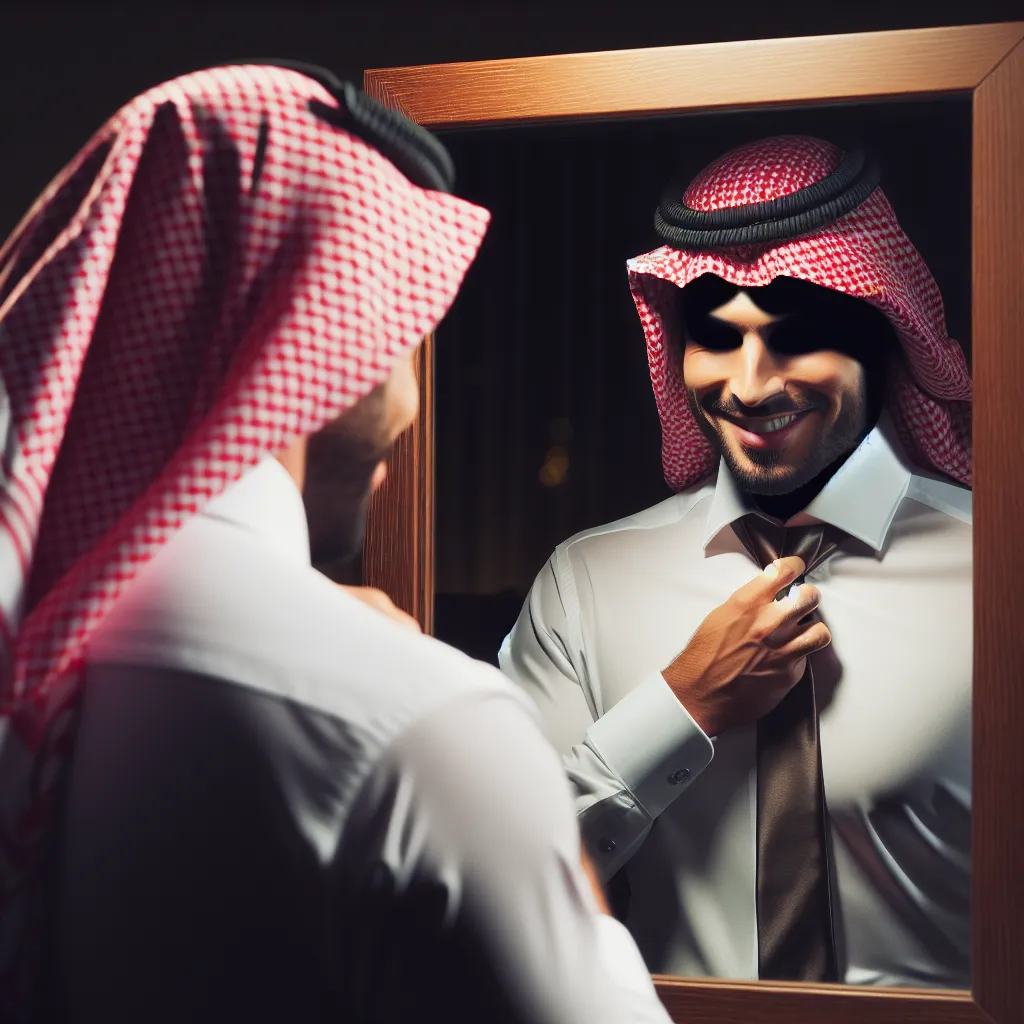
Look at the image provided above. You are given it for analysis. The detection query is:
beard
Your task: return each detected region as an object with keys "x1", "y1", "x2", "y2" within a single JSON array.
[
  {"x1": 686, "y1": 384, "x2": 870, "y2": 497},
  {"x1": 302, "y1": 389, "x2": 394, "y2": 567}
]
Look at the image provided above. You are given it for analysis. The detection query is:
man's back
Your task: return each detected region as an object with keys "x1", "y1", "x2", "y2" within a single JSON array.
[{"x1": 47, "y1": 459, "x2": 669, "y2": 1023}]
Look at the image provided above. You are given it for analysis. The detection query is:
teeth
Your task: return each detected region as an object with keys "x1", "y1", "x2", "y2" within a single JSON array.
[{"x1": 747, "y1": 414, "x2": 796, "y2": 435}]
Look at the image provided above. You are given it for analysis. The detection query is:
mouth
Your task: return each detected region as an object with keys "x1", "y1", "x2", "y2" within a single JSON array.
[{"x1": 720, "y1": 410, "x2": 813, "y2": 450}]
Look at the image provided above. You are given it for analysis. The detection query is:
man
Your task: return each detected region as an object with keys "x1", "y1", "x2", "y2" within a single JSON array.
[
  {"x1": 0, "y1": 64, "x2": 672, "y2": 1023},
  {"x1": 500, "y1": 136, "x2": 972, "y2": 989}
]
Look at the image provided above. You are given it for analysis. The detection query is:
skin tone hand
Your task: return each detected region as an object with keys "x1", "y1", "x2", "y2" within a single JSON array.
[
  {"x1": 661, "y1": 555, "x2": 831, "y2": 736},
  {"x1": 336, "y1": 584, "x2": 422, "y2": 633},
  {"x1": 580, "y1": 848, "x2": 611, "y2": 915}
]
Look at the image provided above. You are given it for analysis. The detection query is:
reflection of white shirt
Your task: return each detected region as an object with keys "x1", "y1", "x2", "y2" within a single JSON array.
[
  {"x1": 500, "y1": 418, "x2": 972, "y2": 988},
  {"x1": 52, "y1": 458, "x2": 672, "y2": 1024}
]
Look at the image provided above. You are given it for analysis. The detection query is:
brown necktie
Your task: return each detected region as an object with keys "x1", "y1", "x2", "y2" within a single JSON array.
[{"x1": 730, "y1": 514, "x2": 844, "y2": 983}]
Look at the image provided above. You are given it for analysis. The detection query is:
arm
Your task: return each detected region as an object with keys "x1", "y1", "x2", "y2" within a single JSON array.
[
  {"x1": 334, "y1": 691, "x2": 673, "y2": 1024},
  {"x1": 498, "y1": 550, "x2": 824, "y2": 882},
  {"x1": 498, "y1": 553, "x2": 714, "y2": 879}
]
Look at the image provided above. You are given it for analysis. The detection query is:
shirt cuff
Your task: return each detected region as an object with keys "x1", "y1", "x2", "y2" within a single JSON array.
[{"x1": 585, "y1": 672, "x2": 714, "y2": 821}]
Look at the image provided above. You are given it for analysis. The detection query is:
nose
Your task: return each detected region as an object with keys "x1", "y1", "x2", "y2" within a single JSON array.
[{"x1": 727, "y1": 332, "x2": 787, "y2": 408}]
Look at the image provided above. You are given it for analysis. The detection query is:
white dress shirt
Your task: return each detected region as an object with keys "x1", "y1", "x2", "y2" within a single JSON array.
[
  {"x1": 500, "y1": 416, "x2": 972, "y2": 989},
  {"x1": 49, "y1": 457, "x2": 672, "y2": 1024}
]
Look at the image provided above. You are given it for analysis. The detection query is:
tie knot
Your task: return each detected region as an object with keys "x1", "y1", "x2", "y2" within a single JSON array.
[{"x1": 734, "y1": 514, "x2": 844, "y2": 582}]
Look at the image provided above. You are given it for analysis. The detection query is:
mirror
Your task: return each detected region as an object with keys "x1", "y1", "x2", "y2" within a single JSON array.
[
  {"x1": 431, "y1": 97, "x2": 973, "y2": 990},
  {"x1": 363, "y1": 23, "x2": 1023, "y2": 1023}
]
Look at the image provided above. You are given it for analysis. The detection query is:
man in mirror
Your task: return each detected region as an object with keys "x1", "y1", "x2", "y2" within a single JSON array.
[{"x1": 500, "y1": 135, "x2": 972, "y2": 989}]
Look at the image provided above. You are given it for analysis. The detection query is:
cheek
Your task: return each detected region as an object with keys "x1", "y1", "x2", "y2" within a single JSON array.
[
  {"x1": 791, "y1": 354, "x2": 863, "y2": 409},
  {"x1": 682, "y1": 350, "x2": 728, "y2": 395}
]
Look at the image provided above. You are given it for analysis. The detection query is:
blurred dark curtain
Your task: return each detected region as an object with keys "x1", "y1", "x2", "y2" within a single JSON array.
[{"x1": 431, "y1": 99, "x2": 972, "y2": 664}]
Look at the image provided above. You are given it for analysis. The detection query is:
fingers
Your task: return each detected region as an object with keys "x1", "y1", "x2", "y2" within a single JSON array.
[
  {"x1": 734, "y1": 555, "x2": 807, "y2": 608},
  {"x1": 580, "y1": 850, "x2": 611, "y2": 915},
  {"x1": 359, "y1": 587, "x2": 395, "y2": 613},
  {"x1": 338, "y1": 585, "x2": 423, "y2": 633},
  {"x1": 776, "y1": 619, "x2": 832, "y2": 659},
  {"x1": 761, "y1": 582, "x2": 821, "y2": 643},
  {"x1": 364, "y1": 589, "x2": 422, "y2": 633},
  {"x1": 391, "y1": 609, "x2": 424, "y2": 633}
]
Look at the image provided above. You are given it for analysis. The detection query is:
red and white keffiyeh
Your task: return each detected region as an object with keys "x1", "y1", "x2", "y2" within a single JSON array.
[
  {"x1": 0, "y1": 64, "x2": 488, "y2": 1010},
  {"x1": 628, "y1": 135, "x2": 972, "y2": 492}
]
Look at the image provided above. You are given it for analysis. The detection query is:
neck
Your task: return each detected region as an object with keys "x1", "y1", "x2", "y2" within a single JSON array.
[
  {"x1": 749, "y1": 406, "x2": 882, "y2": 521},
  {"x1": 751, "y1": 446, "x2": 859, "y2": 522},
  {"x1": 752, "y1": 466, "x2": 835, "y2": 522}
]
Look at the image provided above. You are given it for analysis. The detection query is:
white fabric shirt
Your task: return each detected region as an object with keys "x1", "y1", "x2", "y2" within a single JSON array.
[
  {"x1": 49, "y1": 458, "x2": 672, "y2": 1024},
  {"x1": 500, "y1": 417, "x2": 972, "y2": 989}
]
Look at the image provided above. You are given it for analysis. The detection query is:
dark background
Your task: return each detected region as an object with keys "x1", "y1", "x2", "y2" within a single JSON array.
[
  {"x1": 2, "y1": 2, "x2": 1017, "y2": 238},
  {"x1": 3, "y1": 2, "x2": 1012, "y2": 661}
]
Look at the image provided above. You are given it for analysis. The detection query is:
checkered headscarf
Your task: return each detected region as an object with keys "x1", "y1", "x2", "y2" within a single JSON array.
[
  {"x1": 628, "y1": 135, "x2": 972, "y2": 492},
  {"x1": 0, "y1": 65, "x2": 489, "y2": 1013}
]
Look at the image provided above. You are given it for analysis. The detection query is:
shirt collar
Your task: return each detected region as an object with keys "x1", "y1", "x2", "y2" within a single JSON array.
[
  {"x1": 200, "y1": 457, "x2": 312, "y2": 566},
  {"x1": 701, "y1": 412, "x2": 914, "y2": 552}
]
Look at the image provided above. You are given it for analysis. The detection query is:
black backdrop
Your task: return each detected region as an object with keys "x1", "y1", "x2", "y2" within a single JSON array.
[
  {"x1": 0, "y1": 2, "x2": 1016, "y2": 239},
  {"x1": 432, "y1": 99, "x2": 972, "y2": 662}
]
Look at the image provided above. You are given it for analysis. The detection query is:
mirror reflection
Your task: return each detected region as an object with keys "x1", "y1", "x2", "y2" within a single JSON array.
[{"x1": 433, "y1": 101, "x2": 972, "y2": 989}]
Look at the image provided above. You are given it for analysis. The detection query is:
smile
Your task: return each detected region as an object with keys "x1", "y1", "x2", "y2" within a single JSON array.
[
  {"x1": 720, "y1": 409, "x2": 813, "y2": 450},
  {"x1": 742, "y1": 414, "x2": 798, "y2": 435}
]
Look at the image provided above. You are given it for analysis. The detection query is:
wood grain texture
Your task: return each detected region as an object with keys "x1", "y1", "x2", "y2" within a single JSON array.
[
  {"x1": 652, "y1": 976, "x2": 983, "y2": 1024},
  {"x1": 361, "y1": 62, "x2": 433, "y2": 630},
  {"x1": 365, "y1": 23, "x2": 1024, "y2": 129},
  {"x1": 362, "y1": 336, "x2": 433, "y2": 630},
  {"x1": 364, "y1": 22, "x2": 1024, "y2": 1023},
  {"x1": 971, "y1": 36, "x2": 1024, "y2": 1024}
]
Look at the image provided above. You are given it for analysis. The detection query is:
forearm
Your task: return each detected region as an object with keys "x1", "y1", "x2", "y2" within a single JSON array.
[
  {"x1": 565, "y1": 673, "x2": 715, "y2": 878},
  {"x1": 498, "y1": 557, "x2": 713, "y2": 877}
]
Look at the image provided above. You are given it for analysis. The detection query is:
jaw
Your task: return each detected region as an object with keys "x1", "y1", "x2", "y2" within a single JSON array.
[
  {"x1": 724, "y1": 449, "x2": 805, "y2": 496},
  {"x1": 715, "y1": 410, "x2": 822, "y2": 486},
  {"x1": 715, "y1": 409, "x2": 872, "y2": 502}
]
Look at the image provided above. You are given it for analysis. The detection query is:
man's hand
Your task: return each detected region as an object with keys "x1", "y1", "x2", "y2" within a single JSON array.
[
  {"x1": 662, "y1": 555, "x2": 830, "y2": 736},
  {"x1": 580, "y1": 848, "x2": 611, "y2": 915},
  {"x1": 336, "y1": 585, "x2": 422, "y2": 633}
]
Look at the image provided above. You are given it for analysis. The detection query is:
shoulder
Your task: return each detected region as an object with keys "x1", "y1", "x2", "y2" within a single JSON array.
[
  {"x1": 518, "y1": 481, "x2": 714, "y2": 623},
  {"x1": 90, "y1": 511, "x2": 527, "y2": 741},
  {"x1": 563, "y1": 481, "x2": 714, "y2": 549},
  {"x1": 549, "y1": 479, "x2": 714, "y2": 573}
]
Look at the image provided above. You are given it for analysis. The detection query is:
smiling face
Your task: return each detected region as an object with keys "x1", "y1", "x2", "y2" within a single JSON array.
[{"x1": 680, "y1": 274, "x2": 892, "y2": 497}]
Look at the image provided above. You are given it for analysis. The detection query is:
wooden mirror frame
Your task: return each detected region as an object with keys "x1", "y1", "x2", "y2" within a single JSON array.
[{"x1": 363, "y1": 23, "x2": 1024, "y2": 1023}]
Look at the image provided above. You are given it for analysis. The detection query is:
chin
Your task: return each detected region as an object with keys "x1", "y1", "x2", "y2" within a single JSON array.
[
  {"x1": 723, "y1": 444, "x2": 818, "y2": 497},
  {"x1": 732, "y1": 465, "x2": 807, "y2": 496}
]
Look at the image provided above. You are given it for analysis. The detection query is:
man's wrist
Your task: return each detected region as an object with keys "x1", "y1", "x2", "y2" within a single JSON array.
[
  {"x1": 660, "y1": 668, "x2": 716, "y2": 736},
  {"x1": 585, "y1": 673, "x2": 715, "y2": 824}
]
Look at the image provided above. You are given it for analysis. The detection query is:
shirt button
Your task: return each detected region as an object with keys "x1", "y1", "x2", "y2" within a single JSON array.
[
  {"x1": 667, "y1": 768, "x2": 690, "y2": 785},
  {"x1": 598, "y1": 837, "x2": 617, "y2": 854}
]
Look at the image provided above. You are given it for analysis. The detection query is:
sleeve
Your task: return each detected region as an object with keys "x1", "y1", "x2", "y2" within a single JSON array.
[
  {"x1": 498, "y1": 552, "x2": 714, "y2": 879},
  {"x1": 333, "y1": 691, "x2": 674, "y2": 1024}
]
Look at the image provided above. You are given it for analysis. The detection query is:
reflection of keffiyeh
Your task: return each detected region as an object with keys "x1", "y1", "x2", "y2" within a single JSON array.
[
  {"x1": 0, "y1": 65, "x2": 488, "y2": 1014},
  {"x1": 628, "y1": 135, "x2": 972, "y2": 492}
]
